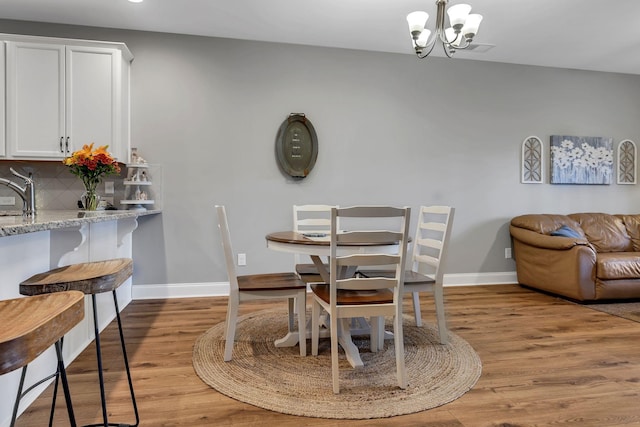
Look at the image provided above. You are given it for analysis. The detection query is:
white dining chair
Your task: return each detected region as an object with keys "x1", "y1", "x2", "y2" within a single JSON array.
[
  {"x1": 404, "y1": 206, "x2": 454, "y2": 343},
  {"x1": 310, "y1": 206, "x2": 410, "y2": 393},
  {"x1": 292, "y1": 204, "x2": 336, "y2": 282},
  {"x1": 358, "y1": 205, "x2": 454, "y2": 345},
  {"x1": 216, "y1": 205, "x2": 307, "y2": 361}
]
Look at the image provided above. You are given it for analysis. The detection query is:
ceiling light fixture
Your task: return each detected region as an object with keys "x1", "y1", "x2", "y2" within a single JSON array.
[
  {"x1": 128, "y1": 0, "x2": 144, "y2": 3},
  {"x1": 407, "y1": 0, "x2": 483, "y2": 59}
]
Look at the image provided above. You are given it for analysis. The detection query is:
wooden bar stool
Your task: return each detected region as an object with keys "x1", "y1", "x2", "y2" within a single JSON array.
[
  {"x1": 20, "y1": 258, "x2": 139, "y2": 427},
  {"x1": 0, "y1": 291, "x2": 85, "y2": 427}
]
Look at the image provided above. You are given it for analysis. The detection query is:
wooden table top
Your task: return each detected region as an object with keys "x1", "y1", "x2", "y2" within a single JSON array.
[{"x1": 266, "y1": 231, "x2": 408, "y2": 247}]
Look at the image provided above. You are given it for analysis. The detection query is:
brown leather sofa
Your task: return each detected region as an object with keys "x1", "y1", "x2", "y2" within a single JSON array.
[{"x1": 510, "y1": 213, "x2": 640, "y2": 301}]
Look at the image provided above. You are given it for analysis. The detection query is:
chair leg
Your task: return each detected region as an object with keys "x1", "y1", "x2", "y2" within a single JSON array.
[
  {"x1": 433, "y1": 285, "x2": 449, "y2": 345},
  {"x1": 370, "y1": 316, "x2": 384, "y2": 352},
  {"x1": 330, "y1": 312, "x2": 340, "y2": 394},
  {"x1": 411, "y1": 292, "x2": 423, "y2": 327},
  {"x1": 287, "y1": 297, "x2": 295, "y2": 331},
  {"x1": 224, "y1": 295, "x2": 240, "y2": 362},
  {"x1": 370, "y1": 317, "x2": 378, "y2": 353},
  {"x1": 393, "y1": 313, "x2": 407, "y2": 390},
  {"x1": 112, "y1": 290, "x2": 140, "y2": 426},
  {"x1": 311, "y1": 300, "x2": 320, "y2": 356},
  {"x1": 296, "y1": 293, "x2": 307, "y2": 357}
]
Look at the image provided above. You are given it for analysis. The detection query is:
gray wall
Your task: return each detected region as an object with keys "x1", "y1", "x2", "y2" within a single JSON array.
[{"x1": 2, "y1": 19, "x2": 640, "y2": 286}]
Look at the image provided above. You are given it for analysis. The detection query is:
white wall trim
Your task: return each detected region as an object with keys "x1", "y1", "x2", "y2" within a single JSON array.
[
  {"x1": 132, "y1": 281, "x2": 230, "y2": 300},
  {"x1": 443, "y1": 271, "x2": 518, "y2": 287},
  {"x1": 132, "y1": 272, "x2": 518, "y2": 300}
]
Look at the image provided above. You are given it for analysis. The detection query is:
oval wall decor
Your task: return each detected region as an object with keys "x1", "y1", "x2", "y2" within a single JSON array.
[{"x1": 275, "y1": 113, "x2": 318, "y2": 178}]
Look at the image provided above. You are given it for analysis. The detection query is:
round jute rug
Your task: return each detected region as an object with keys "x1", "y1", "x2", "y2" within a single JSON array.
[{"x1": 192, "y1": 309, "x2": 482, "y2": 419}]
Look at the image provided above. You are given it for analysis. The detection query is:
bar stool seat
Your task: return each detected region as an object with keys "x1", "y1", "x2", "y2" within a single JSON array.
[
  {"x1": 20, "y1": 258, "x2": 139, "y2": 427},
  {"x1": 0, "y1": 291, "x2": 85, "y2": 427},
  {"x1": 19, "y1": 258, "x2": 133, "y2": 296}
]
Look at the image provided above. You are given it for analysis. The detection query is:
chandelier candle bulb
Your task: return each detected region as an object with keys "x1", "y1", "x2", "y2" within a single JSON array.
[
  {"x1": 462, "y1": 14, "x2": 483, "y2": 39},
  {"x1": 447, "y1": 3, "x2": 471, "y2": 29},
  {"x1": 417, "y1": 30, "x2": 432, "y2": 47},
  {"x1": 407, "y1": 11, "x2": 429, "y2": 36}
]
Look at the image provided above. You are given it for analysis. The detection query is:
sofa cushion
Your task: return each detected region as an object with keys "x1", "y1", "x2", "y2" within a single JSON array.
[
  {"x1": 550, "y1": 225, "x2": 582, "y2": 238},
  {"x1": 569, "y1": 213, "x2": 632, "y2": 253},
  {"x1": 597, "y1": 252, "x2": 640, "y2": 280},
  {"x1": 618, "y1": 215, "x2": 640, "y2": 251},
  {"x1": 511, "y1": 214, "x2": 585, "y2": 236}
]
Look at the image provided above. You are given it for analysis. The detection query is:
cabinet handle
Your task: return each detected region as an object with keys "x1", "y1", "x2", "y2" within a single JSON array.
[
  {"x1": 60, "y1": 136, "x2": 64, "y2": 153},
  {"x1": 65, "y1": 137, "x2": 70, "y2": 153}
]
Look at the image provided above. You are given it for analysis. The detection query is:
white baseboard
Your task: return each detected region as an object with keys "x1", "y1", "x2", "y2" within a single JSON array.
[
  {"x1": 132, "y1": 282, "x2": 230, "y2": 300},
  {"x1": 131, "y1": 272, "x2": 518, "y2": 300},
  {"x1": 443, "y1": 271, "x2": 518, "y2": 287}
]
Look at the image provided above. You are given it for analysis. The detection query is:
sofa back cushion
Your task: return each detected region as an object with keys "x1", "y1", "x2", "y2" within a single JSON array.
[
  {"x1": 569, "y1": 213, "x2": 632, "y2": 253},
  {"x1": 617, "y1": 215, "x2": 640, "y2": 252},
  {"x1": 511, "y1": 214, "x2": 585, "y2": 237}
]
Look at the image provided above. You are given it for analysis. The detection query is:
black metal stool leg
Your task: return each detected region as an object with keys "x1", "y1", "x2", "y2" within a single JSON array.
[
  {"x1": 48, "y1": 336, "x2": 65, "y2": 427},
  {"x1": 91, "y1": 293, "x2": 109, "y2": 427},
  {"x1": 112, "y1": 290, "x2": 140, "y2": 427},
  {"x1": 10, "y1": 366, "x2": 28, "y2": 427},
  {"x1": 10, "y1": 339, "x2": 76, "y2": 427},
  {"x1": 48, "y1": 369, "x2": 60, "y2": 427},
  {"x1": 84, "y1": 291, "x2": 138, "y2": 427},
  {"x1": 55, "y1": 339, "x2": 77, "y2": 427}
]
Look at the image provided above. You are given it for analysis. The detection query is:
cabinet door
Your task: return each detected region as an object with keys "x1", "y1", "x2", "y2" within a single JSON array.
[
  {"x1": 66, "y1": 46, "x2": 122, "y2": 160},
  {"x1": 6, "y1": 42, "x2": 66, "y2": 158}
]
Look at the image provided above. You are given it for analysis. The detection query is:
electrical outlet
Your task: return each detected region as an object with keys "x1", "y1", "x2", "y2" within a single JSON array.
[
  {"x1": 104, "y1": 181, "x2": 115, "y2": 194},
  {"x1": 237, "y1": 253, "x2": 247, "y2": 266},
  {"x1": 0, "y1": 196, "x2": 16, "y2": 206},
  {"x1": 505, "y1": 248, "x2": 512, "y2": 259}
]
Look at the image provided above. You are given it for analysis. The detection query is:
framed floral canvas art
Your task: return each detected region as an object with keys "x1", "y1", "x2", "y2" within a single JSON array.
[{"x1": 550, "y1": 135, "x2": 613, "y2": 184}]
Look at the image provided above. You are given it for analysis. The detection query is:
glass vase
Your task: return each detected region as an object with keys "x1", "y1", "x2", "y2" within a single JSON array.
[{"x1": 82, "y1": 179, "x2": 100, "y2": 211}]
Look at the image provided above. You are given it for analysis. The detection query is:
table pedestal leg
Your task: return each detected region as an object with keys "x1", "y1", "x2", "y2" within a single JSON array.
[{"x1": 275, "y1": 317, "x2": 331, "y2": 348}]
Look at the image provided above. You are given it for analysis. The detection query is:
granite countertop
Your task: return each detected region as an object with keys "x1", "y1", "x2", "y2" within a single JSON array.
[{"x1": 0, "y1": 209, "x2": 161, "y2": 237}]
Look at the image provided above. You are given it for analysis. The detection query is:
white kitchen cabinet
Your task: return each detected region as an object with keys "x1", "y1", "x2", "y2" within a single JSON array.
[{"x1": 4, "y1": 35, "x2": 132, "y2": 162}]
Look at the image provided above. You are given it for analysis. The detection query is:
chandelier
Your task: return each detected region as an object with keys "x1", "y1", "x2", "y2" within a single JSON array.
[{"x1": 406, "y1": 0, "x2": 483, "y2": 59}]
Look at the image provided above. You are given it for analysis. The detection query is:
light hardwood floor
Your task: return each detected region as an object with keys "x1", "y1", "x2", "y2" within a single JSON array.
[{"x1": 15, "y1": 285, "x2": 640, "y2": 426}]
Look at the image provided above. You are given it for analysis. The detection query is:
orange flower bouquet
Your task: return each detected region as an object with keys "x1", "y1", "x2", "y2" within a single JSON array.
[{"x1": 63, "y1": 143, "x2": 121, "y2": 210}]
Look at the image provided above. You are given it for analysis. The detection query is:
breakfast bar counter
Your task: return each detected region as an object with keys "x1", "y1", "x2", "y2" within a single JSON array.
[
  {"x1": 0, "y1": 209, "x2": 161, "y2": 237},
  {"x1": 0, "y1": 209, "x2": 161, "y2": 425}
]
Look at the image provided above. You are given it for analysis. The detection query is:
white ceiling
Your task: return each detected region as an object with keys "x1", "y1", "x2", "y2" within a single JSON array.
[{"x1": 1, "y1": 0, "x2": 639, "y2": 75}]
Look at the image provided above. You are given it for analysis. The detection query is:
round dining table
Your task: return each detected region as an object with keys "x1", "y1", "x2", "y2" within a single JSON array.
[{"x1": 265, "y1": 231, "x2": 403, "y2": 368}]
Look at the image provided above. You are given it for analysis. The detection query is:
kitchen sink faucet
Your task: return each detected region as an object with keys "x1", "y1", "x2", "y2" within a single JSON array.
[{"x1": 0, "y1": 168, "x2": 36, "y2": 217}]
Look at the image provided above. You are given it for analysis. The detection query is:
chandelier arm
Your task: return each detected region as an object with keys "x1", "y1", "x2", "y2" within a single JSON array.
[
  {"x1": 413, "y1": 32, "x2": 438, "y2": 51},
  {"x1": 416, "y1": 40, "x2": 438, "y2": 59},
  {"x1": 441, "y1": 42, "x2": 454, "y2": 58},
  {"x1": 449, "y1": 38, "x2": 472, "y2": 50},
  {"x1": 439, "y1": 28, "x2": 460, "y2": 45}
]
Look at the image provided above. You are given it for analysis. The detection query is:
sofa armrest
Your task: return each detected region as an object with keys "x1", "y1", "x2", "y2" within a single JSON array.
[
  {"x1": 509, "y1": 225, "x2": 591, "y2": 251},
  {"x1": 510, "y1": 225, "x2": 597, "y2": 301}
]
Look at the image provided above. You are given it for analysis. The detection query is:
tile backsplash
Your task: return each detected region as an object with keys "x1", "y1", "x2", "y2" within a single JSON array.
[{"x1": 0, "y1": 160, "x2": 161, "y2": 211}]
